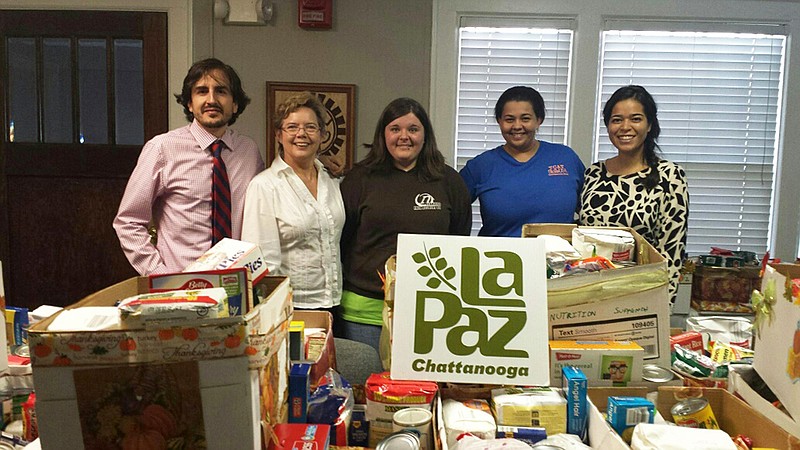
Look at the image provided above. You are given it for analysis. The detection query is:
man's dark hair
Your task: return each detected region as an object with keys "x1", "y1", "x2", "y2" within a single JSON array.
[{"x1": 174, "y1": 58, "x2": 250, "y2": 125}]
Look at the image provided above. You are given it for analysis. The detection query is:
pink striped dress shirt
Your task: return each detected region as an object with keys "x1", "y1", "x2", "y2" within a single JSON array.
[{"x1": 114, "y1": 120, "x2": 264, "y2": 275}]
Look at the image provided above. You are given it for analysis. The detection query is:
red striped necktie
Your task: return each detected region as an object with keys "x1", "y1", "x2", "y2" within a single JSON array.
[{"x1": 210, "y1": 140, "x2": 232, "y2": 245}]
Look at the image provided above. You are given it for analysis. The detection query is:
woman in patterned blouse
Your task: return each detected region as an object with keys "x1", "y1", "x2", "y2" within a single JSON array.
[{"x1": 578, "y1": 85, "x2": 689, "y2": 306}]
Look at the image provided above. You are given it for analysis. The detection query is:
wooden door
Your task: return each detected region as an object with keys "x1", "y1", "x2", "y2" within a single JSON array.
[{"x1": 0, "y1": 10, "x2": 168, "y2": 309}]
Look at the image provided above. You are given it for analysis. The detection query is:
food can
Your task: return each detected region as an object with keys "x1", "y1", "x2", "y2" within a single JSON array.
[
  {"x1": 377, "y1": 430, "x2": 421, "y2": 450},
  {"x1": 393, "y1": 407, "x2": 432, "y2": 450},
  {"x1": 642, "y1": 364, "x2": 674, "y2": 383},
  {"x1": 670, "y1": 397, "x2": 719, "y2": 429}
]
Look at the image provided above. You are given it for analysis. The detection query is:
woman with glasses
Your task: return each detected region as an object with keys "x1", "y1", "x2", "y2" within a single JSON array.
[
  {"x1": 242, "y1": 92, "x2": 345, "y2": 312},
  {"x1": 338, "y1": 97, "x2": 472, "y2": 353}
]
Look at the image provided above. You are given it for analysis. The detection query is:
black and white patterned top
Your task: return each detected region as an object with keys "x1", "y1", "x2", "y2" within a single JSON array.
[{"x1": 578, "y1": 160, "x2": 689, "y2": 305}]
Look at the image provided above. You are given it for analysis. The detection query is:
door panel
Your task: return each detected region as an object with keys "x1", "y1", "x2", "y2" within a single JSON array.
[{"x1": 0, "y1": 10, "x2": 168, "y2": 308}]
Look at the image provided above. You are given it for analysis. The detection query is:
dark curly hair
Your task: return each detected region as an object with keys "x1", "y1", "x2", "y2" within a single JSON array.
[
  {"x1": 602, "y1": 85, "x2": 662, "y2": 190},
  {"x1": 174, "y1": 58, "x2": 250, "y2": 125}
]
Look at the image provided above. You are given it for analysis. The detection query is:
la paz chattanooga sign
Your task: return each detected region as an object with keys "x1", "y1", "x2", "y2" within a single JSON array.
[{"x1": 391, "y1": 234, "x2": 549, "y2": 385}]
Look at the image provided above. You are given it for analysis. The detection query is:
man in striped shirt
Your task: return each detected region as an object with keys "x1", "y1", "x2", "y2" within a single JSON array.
[{"x1": 113, "y1": 58, "x2": 264, "y2": 275}]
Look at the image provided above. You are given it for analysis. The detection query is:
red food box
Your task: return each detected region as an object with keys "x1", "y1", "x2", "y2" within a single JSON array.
[
  {"x1": 269, "y1": 423, "x2": 331, "y2": 450},
  {"x1": 670, "y1": 331, "x2": 704, "y2": 354}
]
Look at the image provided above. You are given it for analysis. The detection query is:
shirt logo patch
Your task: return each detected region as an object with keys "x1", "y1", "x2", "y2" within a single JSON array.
[
  {"x1": 414, "y1": 193, "x2": 442, "y2": 211},
  {"x1": 548, "y1": 164, "x2": 569, "y2": 176}
]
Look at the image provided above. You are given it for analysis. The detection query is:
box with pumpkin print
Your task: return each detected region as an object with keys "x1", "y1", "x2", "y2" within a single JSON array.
[{"x1": 28, "y1": 275, "x2": 293, "y2": 450}]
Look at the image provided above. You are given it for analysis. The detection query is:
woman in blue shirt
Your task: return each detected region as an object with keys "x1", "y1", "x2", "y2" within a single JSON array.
[{"x1": 460, "y1": 86, "x2": 585, "y2": 237}]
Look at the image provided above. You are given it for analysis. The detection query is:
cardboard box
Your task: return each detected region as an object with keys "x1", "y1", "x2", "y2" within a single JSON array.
[
  {"x1": 292, "y1": 310, "x2": 335, "y2": 386},
  {"x1": 657, "y1": 386, "x2": 800, "y2": 449},
  {"x1": 754, "y1": 263, "x2": 800, "y2": 425},
  {"x1": 549, "y1": 340, "x2": 644, "y2": 386},
  {"x1": 691, "y1": 266, "x2": 760, "y2": 313},
  {"x1": 728, "y1": 366, "x2": 800, "y2": 439},
  {"x1": 523, "y1": 224, "x2": 671, "y2": 368},
  {"x1": 587, "y1": 386, "x2": 800, "y2": 449},
  {"x1": 29, "y1": 275, "x2": 292, "y2": 450}
]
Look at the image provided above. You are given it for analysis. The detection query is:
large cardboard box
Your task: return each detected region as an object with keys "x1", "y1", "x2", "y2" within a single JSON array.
[
  {"x1": 523, "y1": 224, "x2": 671, "y2": 368},
  {"x1": 29, "y1": 275, "x2": 292, "y2": 450},
  {"x1": 753, "y1": 263, "x2": 800, "y2": 425},
  {"x1": 728, "y1": 366, "x2": 800, "y2": 439},
  {"x1": 587, "y1": 386, "x2": 800, "y2": 449}
]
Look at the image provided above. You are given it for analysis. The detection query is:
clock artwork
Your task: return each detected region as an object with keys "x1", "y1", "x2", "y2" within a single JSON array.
[{"x1": 267, "y1": 82, "x2": 356, "y2": 176}]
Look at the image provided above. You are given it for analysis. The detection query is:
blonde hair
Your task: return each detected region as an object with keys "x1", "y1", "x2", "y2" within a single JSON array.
[{"x1": 273, "y1": 92, "x2": 327, "y2": 133}]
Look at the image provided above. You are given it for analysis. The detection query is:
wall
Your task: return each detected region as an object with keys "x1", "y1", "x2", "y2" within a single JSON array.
[{"x1": 196, "y1": 0, "x2": 434, "y2": 163}]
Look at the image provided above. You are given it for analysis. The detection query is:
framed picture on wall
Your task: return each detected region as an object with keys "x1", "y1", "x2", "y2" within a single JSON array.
[{"x1": 266, "y1": 81, "x2": 356, "y2": 176}]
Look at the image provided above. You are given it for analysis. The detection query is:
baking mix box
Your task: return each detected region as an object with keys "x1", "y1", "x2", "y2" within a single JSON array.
[{"x1": 150, "y1": 267, "x2": 253, "y2": 316}]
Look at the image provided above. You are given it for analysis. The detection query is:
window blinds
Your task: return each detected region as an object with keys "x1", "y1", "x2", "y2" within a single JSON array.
[
  {"x1": 598, "y1": 30, "x2": 786, "y2": 255},
  {"x1": 456, "y1": 25, "x2": 574, "y2": 234}
]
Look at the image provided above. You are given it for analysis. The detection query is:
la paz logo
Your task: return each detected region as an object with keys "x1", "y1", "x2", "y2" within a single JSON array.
[{"x1": 391, "y1": 234, "x2": 549, "y2": 385}]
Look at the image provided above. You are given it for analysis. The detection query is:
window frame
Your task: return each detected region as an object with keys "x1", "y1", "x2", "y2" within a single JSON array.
[{"x1": 430, "y1": 0, "x2": 800, "y2": 261}]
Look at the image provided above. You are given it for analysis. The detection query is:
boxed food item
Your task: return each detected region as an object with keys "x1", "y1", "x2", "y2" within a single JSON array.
[
  {"x1": 562, "y1": 366, "x2": 588, "y2": 440},
  {"x1": 117, "y1": 287, "x2": 229, "y2": 328},
  {"x1": 753, "y1": 263, "x2": 800, "y2": 427},
  {"x1": 149, "y1": 267, "x2": 252, "y2": 316},
  {"x1": 491, "y1": 387, "x2": 567, "y2": 435},
  {"x1": 269, "y1": 423, "x2": 331, "y2": 450},
  {"x1": 184, "y1": 237, "x2": 268, "y2": 286},
  {"x1": 289, "y1": 363, "x2": 311, "y2": 423},
  {"x1": 606, "y1": 396, "x2": 654, "y2": 441},
  {"x1": 549, "y1": 340, "x2": 644, "y2": 386},
  {"x1": 523, "y1": 224, "x2": 671, "y2": 369},
  {"x1": 28, "y1": 275, "x2": 292, "y2": 450}
]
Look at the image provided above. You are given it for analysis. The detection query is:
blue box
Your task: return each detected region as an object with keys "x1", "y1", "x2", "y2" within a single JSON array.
[
  {"x1": 289, "y1": 363, "x2": 311, "y2": 423},
  {"x1": 606, "y1": 396, "x2": 654, "y2": 438},
  {"x1": 495, "y1": 425, "x2": 546, "y2": 445},
  {"x1": 562, "y1": 366, "x2": 588, "y2": 441}
]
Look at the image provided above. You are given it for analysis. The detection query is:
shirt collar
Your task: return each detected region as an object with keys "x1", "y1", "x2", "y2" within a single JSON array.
[
  {"x1": 189, "y1": 120, "x2": 233, "y2": 151},
  {"x1": 272, "y1": 154, "x2": 325, "y2": 175}
]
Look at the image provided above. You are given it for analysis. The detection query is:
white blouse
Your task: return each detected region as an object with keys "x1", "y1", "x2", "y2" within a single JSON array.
[{"x1": 242, "y1": 156, "x2": 345, "y2": 308}]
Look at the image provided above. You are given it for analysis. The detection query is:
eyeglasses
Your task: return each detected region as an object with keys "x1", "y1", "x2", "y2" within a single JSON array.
[
  {"x1": 608, "y1": 364, "x2": 628, "y2": 372},
  {"x1": 282, "y1": 123, "x2": 321, "y2": 135}
]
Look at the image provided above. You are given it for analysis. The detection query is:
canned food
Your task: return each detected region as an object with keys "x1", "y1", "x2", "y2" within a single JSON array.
[
  {"x1": 377, "y1": 430, "x2": 421, "y2": 450},
  {"x1": 393, "y1": 408, "x2": 432, "y2": 450},
  {"x1": 642, "y1": 364, "x2": 674, "y2": 383},
  {"x1": 670, "y1": 397, "x2": 719, "y2": 429}
]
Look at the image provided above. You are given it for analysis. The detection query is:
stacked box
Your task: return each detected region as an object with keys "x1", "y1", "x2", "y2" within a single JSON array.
[
  {"x1": 523, "y1": 224, "x2": 671, "y2": 368},
  {"x1": 28, "y1": 275, "x2": 293, "y2": 450}
]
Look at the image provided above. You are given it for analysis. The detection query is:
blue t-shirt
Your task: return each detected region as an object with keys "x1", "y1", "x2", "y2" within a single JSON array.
[{"x1": 460, "y1": 141, "x2": 585, "y2": 237}]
